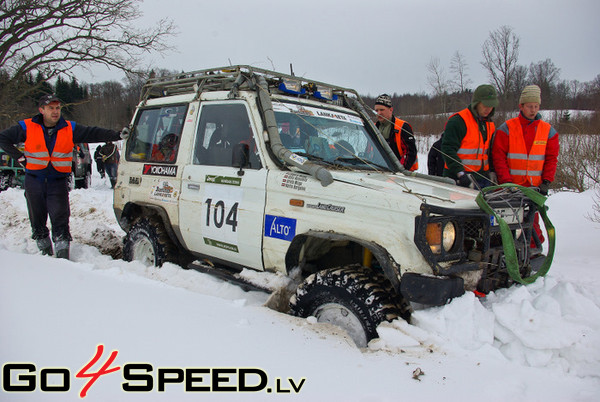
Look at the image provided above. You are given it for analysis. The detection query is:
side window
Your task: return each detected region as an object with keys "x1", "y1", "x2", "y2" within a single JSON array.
[
  {"x1": 127, "y1": 105, "x2": 187, "y2": 163},
  {"x1": 193, "y1": 103, "x2": 261, "y2": 169}
]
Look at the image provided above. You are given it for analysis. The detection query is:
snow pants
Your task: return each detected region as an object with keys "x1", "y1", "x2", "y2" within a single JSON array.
[{"x1": 24, "y1": 174, "x2": 71, "y2": 241}]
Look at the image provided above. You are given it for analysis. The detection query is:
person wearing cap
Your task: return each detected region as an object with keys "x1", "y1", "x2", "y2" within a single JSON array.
[
  {"x1": 441, "y1": 84, "x2": 498, "y2": 188},
  {"x1": 374, "y1": 94, "x2": 418, "y2": 171},
  {"x1": 0, "y1": 94, "x2": 129, "y2": 259},
  {"x1": 491, "y1": 84, "x2": 559, "y2": 250},
  {"x1": 492, "y1": 85, "x2": 559, "y2": 193}
]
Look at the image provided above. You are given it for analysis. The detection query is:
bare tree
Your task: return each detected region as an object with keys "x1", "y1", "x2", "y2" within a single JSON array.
[
  {"x1": 481, "y1": 25, "x2": 520, "y2": 100},
  {"x1": 449, "y1": 51, "x2": 472, "y2": 93},
  {"x1": 427, "y1": 57, "x2": 450, "y2": 112},
  {"x1": 0, "y1": 0, "x2": 176, "y2": 110},
  {"x1": 528, "y1": 58, "x2": 561, "y2": 106}
]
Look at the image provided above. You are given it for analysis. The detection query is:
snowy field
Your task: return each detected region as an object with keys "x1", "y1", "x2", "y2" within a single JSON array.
[{"x1": 1, "y1": 163, "x2": 599, "y2": 401}]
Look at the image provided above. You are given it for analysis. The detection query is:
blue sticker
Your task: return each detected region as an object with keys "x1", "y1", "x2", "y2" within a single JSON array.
[{"x1": 265, "y1": 215, "x2": 296, "y2": 241}]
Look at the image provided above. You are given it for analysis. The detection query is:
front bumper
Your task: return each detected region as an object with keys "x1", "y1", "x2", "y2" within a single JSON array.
[{"x1": 413, "y1": 198, "x2": 538, "y2": 295}]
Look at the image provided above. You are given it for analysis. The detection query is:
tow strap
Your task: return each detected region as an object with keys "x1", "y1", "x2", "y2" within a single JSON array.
[{"x1": 475, "y1": 184, "x2": 555, "y2": 285}]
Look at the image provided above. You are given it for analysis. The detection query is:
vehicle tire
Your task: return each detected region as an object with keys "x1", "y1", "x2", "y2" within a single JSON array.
[
  {"x1": 67, "y1": 173, "x2": 75, "y2": 191},
  {"x1": 123, "y1": 216, "x2": 177, "y2": 267},
  {"x1": 0, "y1": 172, "x2": 12, "y2": 192},
  {"x1": 290, "y1": 264, "x2": 411, "y2": 347},
  {"x1": 82, "y1": 172, "x2": 91, "y2": 189}
]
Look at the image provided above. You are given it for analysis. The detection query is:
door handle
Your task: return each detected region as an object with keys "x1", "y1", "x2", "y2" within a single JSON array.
[{"x1": 187, "y1": 183, "x2": 200, "y2": 190}]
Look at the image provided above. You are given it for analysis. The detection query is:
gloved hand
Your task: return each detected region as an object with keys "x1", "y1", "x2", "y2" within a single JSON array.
[
  {"x1": 538, "y1": 180, "x2": 550, "y2": 196},
  {"x1": 120, "y1": 127, "x2": 130, "y2": 140},
  {"x1": 488, "y1": 171, "x2": 498, "y2": 185},
  {"x1": 17, "y1": 156, "x2": 26, "y2": 168},
  {"x1": 456, "y1": 172, "x2": 474, "y2": 188}
]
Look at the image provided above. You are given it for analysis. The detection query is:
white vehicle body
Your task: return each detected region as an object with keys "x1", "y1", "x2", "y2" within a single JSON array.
[{"x1": 114, "y1": 66, "x2": 541, "y2": 346}]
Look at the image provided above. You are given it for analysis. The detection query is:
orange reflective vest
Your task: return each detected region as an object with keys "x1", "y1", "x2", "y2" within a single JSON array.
[
  {"x1": 447, "y1": 108, "x2": 494, "y2": 173},
  {"x1": 23, "y1": 119, "x2": 75, "y2": 173},
  {"x1": 505, "y1": 117, "x2": 550, "y2": 186},
  {"x1": 393, "y1": 118, "x2": 418, "y2": 171}
]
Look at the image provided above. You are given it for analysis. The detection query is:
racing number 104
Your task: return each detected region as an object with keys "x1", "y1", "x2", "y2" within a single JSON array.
[{"x1": 205, "y1": 198, "x2": 238, "y2": 232}]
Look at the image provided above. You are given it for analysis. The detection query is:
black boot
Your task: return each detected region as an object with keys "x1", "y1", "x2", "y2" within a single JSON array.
[
  {"x1": 36, "y1": 237, "x2": 53, "y2": 256},
  {"x1": 55, "y1": 239, "x2": 70, "y2": 259}
]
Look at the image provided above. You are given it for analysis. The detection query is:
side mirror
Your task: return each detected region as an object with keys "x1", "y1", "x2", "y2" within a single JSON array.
[{"x1": 232, "y1": 143, "x2": 250, "y2": 176}]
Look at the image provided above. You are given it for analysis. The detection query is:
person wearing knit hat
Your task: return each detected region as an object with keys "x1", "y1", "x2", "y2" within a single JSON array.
[
  {"x1": 519, "y1": 84, "x2": 542, "y2": 105},
  {"x1": 374, "y1": 94, "x2": 418, "y2": 171},
  {"x1": 491, "y1": 84, "x2": 560, "y2": 253},
  {"x1": 440, "y1": 84, "x2": 498, "y2": 188}
]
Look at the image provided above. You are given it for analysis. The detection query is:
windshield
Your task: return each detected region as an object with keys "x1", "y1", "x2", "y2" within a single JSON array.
[{"x1": 273, "y1": 102, "x2": 394, "y2": 171}]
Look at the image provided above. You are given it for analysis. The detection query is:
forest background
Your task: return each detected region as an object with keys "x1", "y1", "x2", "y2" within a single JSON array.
[{"x1": 1, "y1": 2, "x2": 598, "y2": 198}]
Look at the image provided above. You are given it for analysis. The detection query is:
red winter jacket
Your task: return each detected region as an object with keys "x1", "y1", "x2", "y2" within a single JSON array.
[{"x1": 492, "y1": 113, "x2": 559, "y2": 186}]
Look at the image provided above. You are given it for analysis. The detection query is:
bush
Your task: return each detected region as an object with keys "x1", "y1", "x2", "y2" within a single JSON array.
[{"x1": 554, "y1": 134, "x2": 600, "y2": 192}]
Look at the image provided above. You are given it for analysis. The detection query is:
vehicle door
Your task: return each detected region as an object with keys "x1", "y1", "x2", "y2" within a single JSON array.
[{"x1": 179, "y1": 101, "x2": 267, "y2": 270}]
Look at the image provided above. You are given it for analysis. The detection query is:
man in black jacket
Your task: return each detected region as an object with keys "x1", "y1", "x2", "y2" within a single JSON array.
[
  {"x1": 94, "y1": 145, "x2": 106, "y2": 178},
  {"x1": 0, "y1": 94, "x2": 128, "y2": 259},
  {"x1": 427, "y1": 134, "x2": 444, "y2": 176},
  {"x1": 99, "y1": 141, "x2": 120, "y2": 189}
]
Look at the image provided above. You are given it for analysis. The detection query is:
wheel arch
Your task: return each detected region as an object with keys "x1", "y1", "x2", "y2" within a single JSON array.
[
  {"x1": 119, "y1": 202, "x2": 186, "y2": 256},
  {"x1": 285, "y1": 230, "x2": 402, "y2": 293}
]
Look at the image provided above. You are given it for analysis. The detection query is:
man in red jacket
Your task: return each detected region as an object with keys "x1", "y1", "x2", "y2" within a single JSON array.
[{"x1": 491, "y1": 84, "x2": 560, "y2": 249}]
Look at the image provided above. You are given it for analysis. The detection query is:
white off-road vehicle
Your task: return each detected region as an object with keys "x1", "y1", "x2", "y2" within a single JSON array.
[{"x1": 114, "y1": 66, "x2": 551, "y2": 347}]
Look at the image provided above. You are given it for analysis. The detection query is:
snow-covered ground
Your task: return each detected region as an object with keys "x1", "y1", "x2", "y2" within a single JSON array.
[{"x1": 1, "y1": 165, "x2": 599, "y2": 401}]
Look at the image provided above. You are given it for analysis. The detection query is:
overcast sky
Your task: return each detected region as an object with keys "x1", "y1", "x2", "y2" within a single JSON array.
[{"x1": 81, "y1": 0, "x2": 600, "y2": 97}]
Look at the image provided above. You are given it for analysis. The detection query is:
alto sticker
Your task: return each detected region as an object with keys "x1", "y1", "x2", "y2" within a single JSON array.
[
  {"x1": 264, "y1": 215, "x2": 296, "y2": 242},
  {"x1": 143, "y1": 164, "x2": 178, "y2": 177}
]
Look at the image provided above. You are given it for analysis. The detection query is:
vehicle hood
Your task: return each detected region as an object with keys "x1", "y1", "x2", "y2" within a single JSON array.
[{"x1": 330, "y1": 171, "x2": 481, "y2": 210}]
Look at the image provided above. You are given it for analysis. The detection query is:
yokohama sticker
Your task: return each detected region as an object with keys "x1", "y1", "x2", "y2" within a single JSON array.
[{"x1": 143, "y1": 164, "x2": 178, "y2": 177}]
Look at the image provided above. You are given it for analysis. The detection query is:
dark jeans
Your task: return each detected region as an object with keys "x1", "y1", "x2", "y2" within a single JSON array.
[
  {"x1": 104, "y1": 163, "x2": 118, "y2": 188},
  {"x1": 24, "y1": 174, "x2": 71, "y2": 241}
]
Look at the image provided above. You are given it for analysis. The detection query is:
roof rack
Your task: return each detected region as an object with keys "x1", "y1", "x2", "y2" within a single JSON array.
[{"x1": 139, "y1": 65, "x2": 361, "y2": 104}]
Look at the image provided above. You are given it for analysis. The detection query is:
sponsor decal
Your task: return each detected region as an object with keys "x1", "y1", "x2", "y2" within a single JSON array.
[
  {"x1": 271, "y1": 103, "x2": 363, "y2": 126},
  {"x1": 281, "y1": 173, "x2": 308, "y2": 191},
  {"x1": 306, "y1": 202, "x2": 346, "y2": 213},
  {"x1": 2, "y1": 344, "x2": 305, "y2": 397},
  {"x1": 205, "y1": 175, "x2": 242, "y2": 186},
  {"x1": 264, "y1": 215, "x2": 296, "y2": 242},
  {"x1": 150, "y1": 180, "x2": 179, "y2": 204},
  {"x1": 129, "y1": 176, "x2": 141, "y2": 185},
  {"x1": 142, "y1": 164, "x2": 178, "y2": 177},
  {"x1": 288, "y1": 153, "x2": 307, "y2": 165},
  {"x1": 203, "y1": 237, "x2": 239, "y2": 253},
  {"x1": 295, "y1": 106, "x2": 314, "y2": 116}
]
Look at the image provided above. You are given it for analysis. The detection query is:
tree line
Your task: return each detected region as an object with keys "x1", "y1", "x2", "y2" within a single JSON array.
[{"x1": 1, "y1": 4, "x2": 598, "y2": 136}]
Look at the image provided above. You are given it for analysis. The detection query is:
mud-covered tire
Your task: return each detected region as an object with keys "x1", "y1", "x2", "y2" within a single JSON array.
[
  {"x1": 290, "y1": 264, "x2": 411, "y2": 347},
  {"x1": 75, "y1": 172, "x2": 91, "y2": 189},
  {"x1": 123, "y1": 216, "x2": 177, "y2": 267},
  {"x1": 0, "y1": 172, "x2": 13, "y2": 192}
]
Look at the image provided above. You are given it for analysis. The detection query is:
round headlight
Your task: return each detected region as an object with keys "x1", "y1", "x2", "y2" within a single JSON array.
[{"x1": 442, "y1": 221, "x2": 456, "y2": 252}]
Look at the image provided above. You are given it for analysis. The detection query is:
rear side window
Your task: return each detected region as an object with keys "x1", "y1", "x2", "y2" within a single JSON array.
[
  {"x1": 126, "y1": 105, "x2": 187, "y2": 163},
  {"x1": 193, "y1": 103, "x2": 261, "y2": 169}
]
